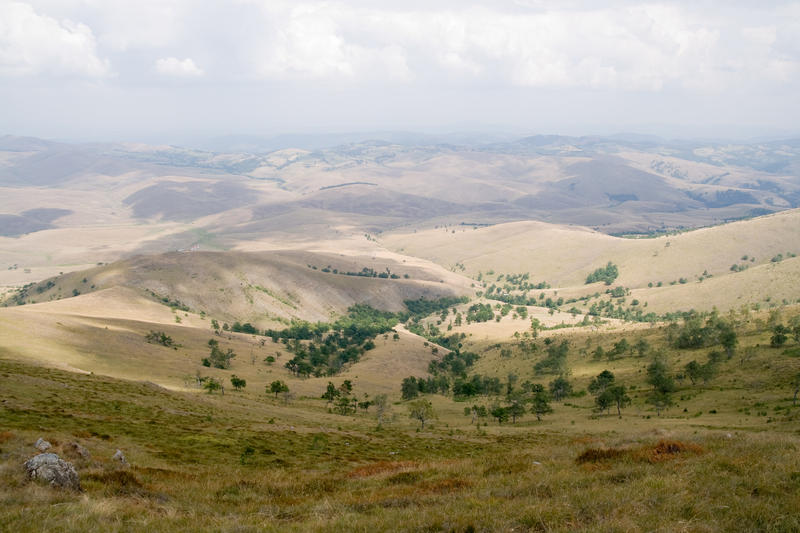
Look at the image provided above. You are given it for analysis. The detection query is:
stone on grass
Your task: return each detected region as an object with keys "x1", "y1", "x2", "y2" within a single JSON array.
[
  {"x1": 66, "y1": 441, "x2": 91, "y2": 460},
  {"x1": 34, "y1": 438, "x2": 51, "y2": 452},
  {"x1": 24, "y1": 453, "x2": 81, "y2": 490},
  {"x1": 112, "y1": 449, "x2": 129, "y2": 467}
]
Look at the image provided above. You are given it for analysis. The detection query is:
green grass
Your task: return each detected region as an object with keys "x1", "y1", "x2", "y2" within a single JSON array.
[{"x1": 3, "y1": 352, "x2": 800, "y2": 532}]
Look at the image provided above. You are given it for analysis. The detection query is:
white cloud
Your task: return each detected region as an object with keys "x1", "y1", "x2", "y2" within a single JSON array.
[
  {"x1": 154, "y1": 56, "x2": 204, "y2": 77},
  {"x1": 238, "y1": 1, "x2": 799, "y2": 91},
  {"x1": 0, "y1": 1, "x2": 109, "y2": 77}
]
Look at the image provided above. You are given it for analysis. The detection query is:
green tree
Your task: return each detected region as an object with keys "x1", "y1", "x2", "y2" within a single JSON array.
[
  {"x1": 719, "y1": 327, "x2": 738, "y2": 358},
  {"x1": 611, "y1": 338, "x2": 630, "y2": 358},
  {"x1": 793, "y1": 373, "x2": 800, "y2": 407},
  {"x1": 634, "y1": 338, "x2": 650, "y2": 357},
  {"x1": 646, "y1": 357, "x2": 675, "y2": 416},
  {"x1": 548, "y1": 376, "x2": 572, "y2": 402},
  {"x1": 530, "y1": 384, "x2": 553, "y2": 421},
  {"x1": 585, "y1": 261, "x2": 619, "y2": 285},
  {"x1": 408, "y1": 399, "x2": 436, "y2": 429},
  {"x1": 401, "y1": 377, "x2": 419, "y2": 400},
  {"x1": 490, "y1": 405, "x2": 509, "y2": 425},
  {"x1": 507, "y1": 393, "x2": 527, "y2": 424},
  {"x1": 230, "y1": 375, "x2": 246, "y2": 391},
  {"x1": 771, "y1": 325, "x2": 789, "y2": 347},
  {"x1": 269, "y1": 380, "x2": 289, "y2": 398},
  {"x1": 203, "y1": 377, "x2": 222, "y2": 394},
  {"x1": 322, "y1": 382, "x2": 339, "y2": 405},
  {"x1": 684, "y1": 360, "x2": 702, "y2": 385},
  {"x1": 203, "y1": 343, "x2": 236, "y2": 369},
  {"x1": 465, "y1": 404, "x2": 488, "y2": 425},
  {"x1": 588, "y1": 370, "x2": 615, "y2": 395},
  {"x1": 595, "y1": 389, "x2": 613, "y2": 414},
  {"x1": 607, "y1": 385, "x2": 631, "y2": 418}
]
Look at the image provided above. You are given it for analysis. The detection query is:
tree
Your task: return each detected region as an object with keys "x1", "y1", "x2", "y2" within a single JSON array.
[
  {"x1": 203, "y1": 343, "x2": 236, "y2": 369},
  {"x1": 585, "y1": 261, "x2": 619, "y2": 285},
  {"x1": 634, "y1": 338, "x2": 650, "y2": 357},
  {"x1": 607, "y1": 385, "x2": 631, "y2": 418},
  {"x1": 530, "y1": 384, "x2": 552, "y2": 421},
  {"x1": 401, "y1": 377, "x2": 419, "y2": 400},
  {"x1": 373, "y1": 394, "x2": 390, "y2": 427},
  {"x1": 646, "y1": 357, "x2": 675, "y2": 416},
  {"x1": 269, "y1": 380, "x2": 289, "y2": 398},
  {"x1": 490, "y1": 405, "x2": 509, "y2": 425},
  {"x1": 335, "y1": 394, "x2": 356, "y2": 415},
  {"x1": 793, "y1": 373, "x2": 800, "y2": 407},
  {"x1": 230, "y1": 375, "x2": 246, "y2": 391},
  {"x1": 322, "y1": 382, "x2": 339, "y2": 405},
  {"x1": 719, "y1": 327, "x2": 738, "y2": 358},
  {"x1": 684, "y1": 360, "x2": 702, "y2": 385},
  {"x1": 203, "y1": 377, "x2": 222, "y2": 394},
  {"x1": 771, "y1": 325, "x2": 789, "y2": 347},
  {"x1": 595, "y1": 389, "x2": 613, "y2": 414},
  {"x1": 507, "y1": 393, "x2": 527, "y2": 424},
  {"x1": 548, "y1": 376, "x2": 572, "y2": 402},
  {"x1": 465, "y1": 404, "x2": 487, "y2": 425},
  {"x1": 408, "y1": 399, "x2": 435, "y2": 429},
  {"x1": 588, "y1": 370, "x2": 615, "y2": 395},
  {"x1": 611, "y1": 338, "x2": 630, "y2": 358},
  {"x1": 145, "y1": 330, "x2": 174, "y2": 347}
]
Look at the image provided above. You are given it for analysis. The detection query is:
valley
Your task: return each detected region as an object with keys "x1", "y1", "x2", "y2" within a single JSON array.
[{"x1": 1, "y1": 136, "x2": 800, "y2": 532}]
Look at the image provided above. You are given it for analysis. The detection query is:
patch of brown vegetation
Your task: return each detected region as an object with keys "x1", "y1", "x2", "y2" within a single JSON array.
[
  {"x1": 420, "y1": 477, "x2": 472, "y2": 493},
  {"x1": 577, "y1": 439, "x2": 704, "y2": 465},
  {"x1": 576, "y1": 447, "x2": 627, "y2": 464},
  {"x1": 0, "y1": 431, "x2": 14, "y2": 444},
  {"x1": 85, "y1": 469, "x2": 144, "y2": 496},
  {"x1": 347, "y1": 460, "x2": 418, "y2": 478},
  {"x1": 636, "y1": 439, "x2": 704, "y2": 463}
]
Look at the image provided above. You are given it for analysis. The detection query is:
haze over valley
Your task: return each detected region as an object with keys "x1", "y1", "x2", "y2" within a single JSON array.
[{"x1": 2, "y1": 1, "x2": 800, "y2": 532}]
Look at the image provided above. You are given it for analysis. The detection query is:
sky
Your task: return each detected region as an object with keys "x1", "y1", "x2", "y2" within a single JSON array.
[{"x1": 1, "y1": 0, "x2": 799, "y2": 144}]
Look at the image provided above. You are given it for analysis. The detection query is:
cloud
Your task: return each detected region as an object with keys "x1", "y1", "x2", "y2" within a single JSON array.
[
  {"x1": 0, "y1": 1, "x2": 109, "y2": 77},
  {"x1": 154, "y1": 56, "x2": 204, "y2": 77},
  {"x1": 235, "y1": 1, "x2": 799, "y2": 91}
]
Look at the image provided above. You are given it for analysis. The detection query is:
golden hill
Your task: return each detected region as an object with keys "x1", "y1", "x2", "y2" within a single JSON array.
[
  {"x1": 381, "y1": 209, "x2": 800, "y2": 311},
  {"x1": 5, "y1": 249, "x2": 472, "y2": 326}
]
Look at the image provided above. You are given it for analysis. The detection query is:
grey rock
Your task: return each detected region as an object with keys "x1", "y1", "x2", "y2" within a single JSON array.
[
  {"x1": 24, "y1": 453, "x2": 81, "y2": 490},
  {"x1": 66, "y1": 441, "x2": 91, "y2": 460},
  {"x1": 34, "y1": 438, "x2": 51, "y2": 452},
  {"x1": 112, "y1": 449, "x2": 128, "y2": 466}
]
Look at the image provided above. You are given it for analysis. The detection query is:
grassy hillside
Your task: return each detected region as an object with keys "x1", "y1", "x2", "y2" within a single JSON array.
[
  {"x1": 2, "y1": 250, "x2": 472, "y2": 326},
  {"x1": 2, "y1": 303, "x2": 800, "y2": 531},
  {"x1": 382, "y1": 209, "x2": 800, "y2": 312}
]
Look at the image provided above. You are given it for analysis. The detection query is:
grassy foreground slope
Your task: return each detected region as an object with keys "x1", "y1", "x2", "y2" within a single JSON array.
[{"x1": 2, "y1": 346, "x2": 800, "y2": 532}]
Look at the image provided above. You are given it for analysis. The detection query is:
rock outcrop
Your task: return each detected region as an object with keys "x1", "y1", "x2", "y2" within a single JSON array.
[{"x1": 24, "y1": 453, "x2": 81, "y2": 490}]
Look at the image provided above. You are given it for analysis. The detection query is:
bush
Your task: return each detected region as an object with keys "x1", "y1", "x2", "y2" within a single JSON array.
[{"x1": 586, "y1": 262, "x2": 619, "y2": 285}]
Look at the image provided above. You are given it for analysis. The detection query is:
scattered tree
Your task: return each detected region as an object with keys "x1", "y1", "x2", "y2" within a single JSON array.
[
  {"x1": 588, "y1": 370, "x2": 615, "y2": 395},
  {"x1": 530, "y1": 384, "x2": 553, "y2": 421},
  {"x1": 145, "y1": 330, "x2": 174, "y2": 347},
  {"x1": 771, "y1": 325, "x2": 789, "y2": 347},
  {"x1": 606, "y1": 385, "x2": 631, "y2": 418},
  {"x1": 230, "y1": 375, "x2": 246, "y2": 390},
  {"x1": 373, "y1": 394, "x2": 390, "y2": 427},
  {"x1": 203, "y1": 378, "x2": 222, "y2": 394},
  {"x1": 408, "y1": 399, "x2": 436, "y2": 429},
  {"x1": 490, "y1": 405, "x2": 509, "y2": 425},
  {"x1": 203, "y1": 340, "x2": 236, "y2": 369},
  {"x1": 548, "y1": 376, "x2": 572, "y2": 402},
  {"x1": 269, "y1": 380, "x2": 289, "y2": 398}
]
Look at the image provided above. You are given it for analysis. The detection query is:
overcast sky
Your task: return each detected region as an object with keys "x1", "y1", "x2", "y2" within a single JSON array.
[{"x1": 1, "y1": 0, "x2": 799, "y2": 144}]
